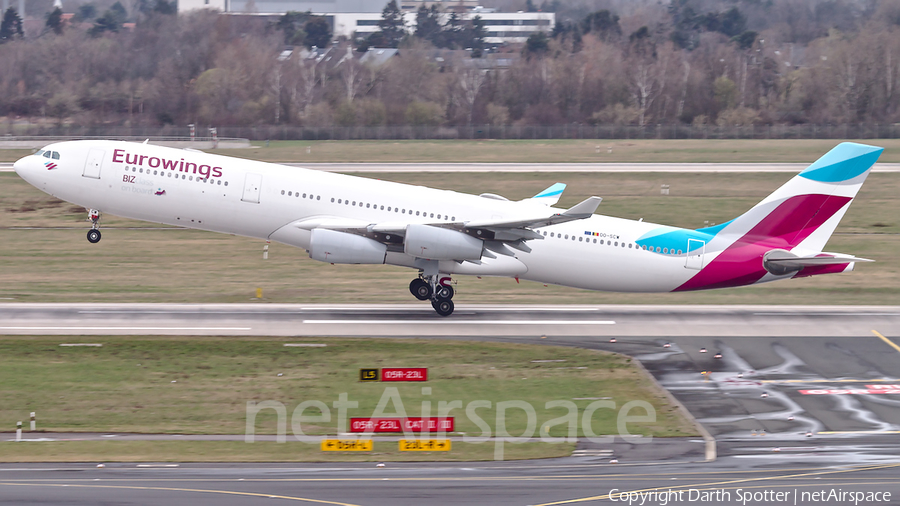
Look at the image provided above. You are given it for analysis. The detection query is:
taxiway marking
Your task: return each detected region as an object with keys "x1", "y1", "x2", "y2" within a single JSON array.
[{"x1": 873, "y1": 330, "x2": 900, "y2": 354}]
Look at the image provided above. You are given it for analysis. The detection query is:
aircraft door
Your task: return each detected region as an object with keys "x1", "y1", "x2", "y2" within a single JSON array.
[
  {"x1": 82, "y1": 149, "x2": 104, "y2": 179},
  {"x1": 685, "y1": 239, "x2": 705, "y2": 270},
  {"x1": 241, "y1": 173, "x2": 263, "y2": 203}
]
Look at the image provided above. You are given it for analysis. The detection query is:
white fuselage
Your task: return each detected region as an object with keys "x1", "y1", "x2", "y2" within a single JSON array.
[{"x1": 14, "y1": 140, "x2": 722, "y2": 293}]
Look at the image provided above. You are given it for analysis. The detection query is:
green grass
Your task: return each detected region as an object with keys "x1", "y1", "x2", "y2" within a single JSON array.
[
  {"x1": 0, "y1": 337, "x2": 687, "y2": 461},
  {"x1": 6, "y1": 138, "x2": 900, "y2": 163},
  {"x1": 2, "y1": 171, "x2": 898, "y2": 305},
  {"x1": 206, "y1": 139, "x2": 900, "y2": 164}
]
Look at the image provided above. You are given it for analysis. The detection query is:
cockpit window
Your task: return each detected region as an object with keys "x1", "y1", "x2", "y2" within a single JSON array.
[
  {"x1": 35, "y1": 150, "x2": 45, "y2": 156},
  {"x1": 43, "y1": 151, "x2": 52, "y2": 158},
  {"x1": 51, "y1": 151, "x2": 60, "y2": 159}
]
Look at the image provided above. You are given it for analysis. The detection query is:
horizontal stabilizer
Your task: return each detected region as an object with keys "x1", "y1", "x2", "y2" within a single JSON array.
[{"x1": 764, "y1": 249, "x2": 872, "y2": 275}]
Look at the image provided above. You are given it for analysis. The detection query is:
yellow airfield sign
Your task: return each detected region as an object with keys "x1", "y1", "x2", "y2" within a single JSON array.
[
  {"x1": 321, "y1": 439, "x2": 373, "y2": 451},
  {"x1": 399, "y1": 439, "x2": 451, "y2": 451}
]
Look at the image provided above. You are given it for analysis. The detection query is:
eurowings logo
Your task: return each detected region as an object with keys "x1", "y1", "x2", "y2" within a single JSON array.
[
  {"x1": 155, "y1": 189, "x2": 166, "y2": 196},
  {"x1": 44, "y1": 161, "x2": 58, "y2": 170}
]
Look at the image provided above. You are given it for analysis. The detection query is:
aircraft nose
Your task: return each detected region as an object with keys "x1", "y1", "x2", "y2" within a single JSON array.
[{"x1": 13, "y1": 156, "x2": 28, "y2": 177}]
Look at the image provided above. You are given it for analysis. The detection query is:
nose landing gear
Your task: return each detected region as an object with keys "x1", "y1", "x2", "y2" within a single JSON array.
[
  {"x1": 410, "y1": 272, "x2": 455, "y2": 316},
  {"x1": 86, "y1": 209, "x2": 102, "y2": 243}
]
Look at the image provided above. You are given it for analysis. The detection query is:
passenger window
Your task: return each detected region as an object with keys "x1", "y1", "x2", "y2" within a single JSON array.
[
  {"x1": 677, "y1": 250, "x2": 682, "y2": 254},
  {"x1": 281, "y1": 190, "x2": 285, "y2": 195},
  {"x1": 550, "y1": 232, "x2": 554, "y2": 237},
  {"x1": 225, "y1": 181, "x2": 228, "y2": 186},
  {"x1": 593, "y1": 239, "x2": 597, "y2": 243},
  {"x1": 381, "y1": 205, "x2": 384, "y2": 210},
  {"x1": 338, "y1": 199, "x2": 342, "y2": 204},
  {"x1": 430, "y1": 213, "x2": 434, "y2": 218},
  {"x1": 564, "y1": 235, "x2": 568, "y2": 239},
  {"x1": 579, "y1": 237, "x2": 583, "y2": 242},
  {"x1": 288, "y1": 191, "x2": 292, "y2": 196}
]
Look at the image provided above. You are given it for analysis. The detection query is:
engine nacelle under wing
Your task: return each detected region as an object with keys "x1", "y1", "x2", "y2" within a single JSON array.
[
  {"x1": 309, "y1": 228, "x2": 386, "y2": 264},
  {"x1": 404, "y1": 224, "x2": 483, "y2": 261}
]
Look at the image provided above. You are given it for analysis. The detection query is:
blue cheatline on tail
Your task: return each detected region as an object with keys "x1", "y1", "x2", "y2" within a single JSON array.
[{"x1": 673, "y1": 141, "x2": 883, "y2": 291}]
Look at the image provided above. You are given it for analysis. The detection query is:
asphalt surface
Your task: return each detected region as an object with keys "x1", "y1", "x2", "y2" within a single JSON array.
[
  {"x1": 2, "y1": 303, "x2": 900, "y2": 505},
  {"x1": 2, "y1": 459, "x2": 900, "y2": 506}
]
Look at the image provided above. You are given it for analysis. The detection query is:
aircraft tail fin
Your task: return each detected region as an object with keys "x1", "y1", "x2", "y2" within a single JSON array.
[
  {"x1": 673, "y1": 142, "x2": 882, "y2": 291},
  {"x1": 709, "y1": 142, "x2": 882, "y2": 253}
]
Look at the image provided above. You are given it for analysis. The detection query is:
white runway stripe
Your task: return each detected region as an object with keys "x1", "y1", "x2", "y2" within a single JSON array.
[{"x1": 301, "y1": 320, "x2": 615, "y2": 325}]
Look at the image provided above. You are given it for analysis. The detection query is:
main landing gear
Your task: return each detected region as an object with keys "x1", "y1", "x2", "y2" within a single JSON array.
[
  {"x1": 86, "y1": 209, "x2": 102, "y2": 243},
  {"x1": 409, "y1": 274, "x2": 455, "y2": 317}
]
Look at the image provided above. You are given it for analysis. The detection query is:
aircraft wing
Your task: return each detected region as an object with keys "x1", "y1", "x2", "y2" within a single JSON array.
[{"x1": 291, "y1": 197, "x2": 601, "y2": 258}]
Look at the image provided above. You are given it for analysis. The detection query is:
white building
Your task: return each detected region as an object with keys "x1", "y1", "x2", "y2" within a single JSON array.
[{"x1": 178, "y1": 0, "x2": 554, "y2": 44}]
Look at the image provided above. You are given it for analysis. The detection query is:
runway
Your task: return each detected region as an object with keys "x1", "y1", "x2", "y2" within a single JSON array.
[
  {"x1": 2, "y1": 303, "x2": 897, "y2": 337},
  {"x1": 2, "y1": 459, "x2": 899, "y2": 505},
  {"x1": 2, "y1": 303, "x2": 900, "y2": 505}
]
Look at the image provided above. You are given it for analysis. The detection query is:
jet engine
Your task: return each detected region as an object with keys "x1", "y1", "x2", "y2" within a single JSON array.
[
  {"x1": 308, "y1": 228, "x2": 386, "y2": 264},
  {"x1": 404, "y1": 224, "x2": 483, "y2": 261}
]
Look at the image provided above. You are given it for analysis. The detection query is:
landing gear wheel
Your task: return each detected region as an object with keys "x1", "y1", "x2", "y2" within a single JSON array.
[
  {"x1": 87, "y1": 229, "x2": 101, "y2": 244},
  {"x1": 409, "y1": 278, "x2": 432, "y2": 301},
  {"x1": 435, "y1": 284, "x2": 454, "y2": 300},
  {"x1": 432, "y1": 298, "x2": 454, "y2": 317}
]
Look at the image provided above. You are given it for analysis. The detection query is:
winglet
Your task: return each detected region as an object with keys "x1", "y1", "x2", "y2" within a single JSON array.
[
  {"x1": 525, "y1": 183, "x2": 566, "y2": 206},
  {"x1": 562, "y1": 196, "x2": 602, "y2": 218}
]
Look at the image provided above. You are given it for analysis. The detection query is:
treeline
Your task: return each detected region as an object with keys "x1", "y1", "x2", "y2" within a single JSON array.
[{"x1": 3, "y1": 0, "x2": 900, "y2": 130}]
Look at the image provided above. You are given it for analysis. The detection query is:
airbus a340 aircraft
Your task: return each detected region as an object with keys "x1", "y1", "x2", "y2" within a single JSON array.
[{"x1": 14, "y1": 140, "x2": 880, "y2": 316}]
